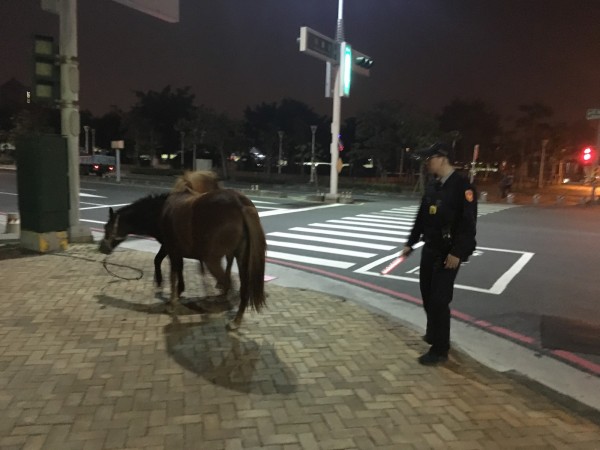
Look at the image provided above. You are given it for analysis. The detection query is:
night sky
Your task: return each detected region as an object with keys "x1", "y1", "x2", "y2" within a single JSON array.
[{"x1": 2, "y1": 0, "x2": 599, "y2": 124}]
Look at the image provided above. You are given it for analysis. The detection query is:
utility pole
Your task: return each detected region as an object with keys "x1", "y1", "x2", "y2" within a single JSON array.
[{"x1": 43, "y1": 0, "x2": 91, "y2": 242}]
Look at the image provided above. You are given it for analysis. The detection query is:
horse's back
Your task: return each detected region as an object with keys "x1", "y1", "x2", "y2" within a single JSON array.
[{"x1": 162, "y1": 189, "x2": 249, "y2": 259}]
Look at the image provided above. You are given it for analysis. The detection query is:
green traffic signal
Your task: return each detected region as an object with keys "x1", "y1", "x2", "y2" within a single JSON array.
[
  {"x1": 356, "y1": 56, "x2": 374, "y2": 69},
  {"x1": 341, "y1": 43, "x2": 352, "y2": 97}
]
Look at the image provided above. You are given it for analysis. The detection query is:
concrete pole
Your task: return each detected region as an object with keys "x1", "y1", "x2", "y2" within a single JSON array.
[
  {"x1": 310, "y1": 125, "x2": 317, "y2": 183},
  {"x1": 91, "y1": 128, "x2": 95, "y2": 153},
  {"x1": 59, "y1": 0, "x2": 91, "y2": 242}
]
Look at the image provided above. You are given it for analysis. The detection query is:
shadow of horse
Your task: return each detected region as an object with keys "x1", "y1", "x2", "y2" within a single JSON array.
[
  {"x1": 95, "y1": 294, "x2": 297, "y2": 394},
  {"x1": 164, "y1": 316, "x2": 296, "y2": 394}
]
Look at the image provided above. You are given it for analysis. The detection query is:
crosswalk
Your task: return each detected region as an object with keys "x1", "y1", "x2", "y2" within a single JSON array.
[{"x1": 266, "y1": 203, "x2": 517, "y2": 271}]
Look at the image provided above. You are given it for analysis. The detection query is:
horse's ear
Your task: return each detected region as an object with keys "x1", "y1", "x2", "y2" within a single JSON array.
[{"x1": 109, "y1": 207, "x2": 114, "y2": 219}]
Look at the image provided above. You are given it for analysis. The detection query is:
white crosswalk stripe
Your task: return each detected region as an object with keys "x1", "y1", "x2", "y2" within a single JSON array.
[{"x1": 266, "y1": 203, "x2": 518, "y2": 269}]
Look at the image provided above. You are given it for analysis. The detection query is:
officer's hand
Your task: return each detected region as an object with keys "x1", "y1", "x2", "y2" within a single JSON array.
[
  {"x1": 445, "y1": 254, "x2": 460, "y2": 269},
  {"x1": 400, "y1": 246, "x2": 412, "y2": 257}
]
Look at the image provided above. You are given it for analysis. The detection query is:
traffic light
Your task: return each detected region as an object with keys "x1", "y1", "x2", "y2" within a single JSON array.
[
  {"x1": 32, "y1": 34, "x2": 59, "y2": 104},
  {"x1": 339, "y1": 42, "x2": 352, "y2": 97},
  {"x1": 356, "y1": 56, "x2": 374, "y2": 69},
  {"x1": 581, "y1": 147, "x2": 596, "y2": 166}
]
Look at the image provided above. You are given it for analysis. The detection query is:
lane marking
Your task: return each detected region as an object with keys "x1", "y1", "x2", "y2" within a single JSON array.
[
  {"x1": 266, "y1": 251, "x2": 354, "y2": 268},
  {"x1": 80, "y1": 203, "x2": 129, "y2": 211},
  {"x1": 267, "y1": 232, "x2": 396, "y2": 250},
  {"x1": 308, "y1": 222, "x2": 410, "y2": 236},
  {"x1": 355, "y1": 245, "x2": 534, "y2": 295},
  {"x1": 267, "y1": 240, "x2": 376, "y2": 258},
  {"x1": 326, "y1": 219, "x2": 413, "y2": 230},
  {"x1": 80, "y1": 192, "x2": 107, "y2": 198},
  {"x1": 259, "y1": 203, "x2": 343, "y2": 217},
  {"x1": 289, "y1": 227, "x2": 406, "y2": 243}
]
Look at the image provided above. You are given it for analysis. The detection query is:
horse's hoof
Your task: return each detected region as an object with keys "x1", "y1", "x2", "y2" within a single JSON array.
[{"x1": 226, "y1": 320, "x2": 240, "y2": 331}]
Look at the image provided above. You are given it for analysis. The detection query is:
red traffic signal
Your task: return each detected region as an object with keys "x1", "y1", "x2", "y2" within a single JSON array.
[{"x1": 581, "y1": 147, "x2": 596, "y2": 165}]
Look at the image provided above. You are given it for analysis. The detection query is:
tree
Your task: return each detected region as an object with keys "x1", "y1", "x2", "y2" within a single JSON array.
[
  {"x1": 128, "y1": 86, "x2": 197, "y2": 164},
  {"x1": 354, "y1": 101, "x2": 438, "y2": 178},
  {"x1": 438, "y1": 99, "x2": 501, "y2": 163},
  {"x1": 244, "y1": 98, "x2": 327, "y2": 175},
  {"x1": 513, "y1": 102, "x2": 554, "y2": 183}
]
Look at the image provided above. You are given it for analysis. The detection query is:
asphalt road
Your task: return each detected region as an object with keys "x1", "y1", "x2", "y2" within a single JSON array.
[{"x1": 1, "y1": 171, "x2": 600, "y2": 376}]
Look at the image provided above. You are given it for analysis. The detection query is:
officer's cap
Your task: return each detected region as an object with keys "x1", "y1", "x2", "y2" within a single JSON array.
[{"x1": 414, "y1": 142, "x2": 454, "y2": 161}]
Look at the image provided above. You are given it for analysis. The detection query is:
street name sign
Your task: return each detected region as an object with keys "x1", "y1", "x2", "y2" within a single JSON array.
[
  {"x1": 586, "y1": 108, "x2": 600, "y2": 120},
  {"x1": 299, "y1": 27, "x2": 338, "y2": 64}
]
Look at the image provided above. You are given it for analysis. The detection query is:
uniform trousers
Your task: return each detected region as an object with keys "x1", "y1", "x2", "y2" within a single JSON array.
[{"x1": 419, "y1": 244, "x2": 460, "y2": 355}]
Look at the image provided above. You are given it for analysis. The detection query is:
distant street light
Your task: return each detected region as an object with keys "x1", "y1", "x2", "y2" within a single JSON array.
[
  {"x1": 310, "y1": 125, "x2": 317, "y2": 183},
  {"x1": 278, "y1": 130, "x2": 284, "y2": 175}
]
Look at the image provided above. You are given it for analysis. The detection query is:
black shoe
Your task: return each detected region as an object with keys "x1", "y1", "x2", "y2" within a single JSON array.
[
  {"x1": 422, "y1": 334, "x2": 432, "y2": 344},
  {"x1": 418, "y1": 351, "x2": 448, "y2": 366}
]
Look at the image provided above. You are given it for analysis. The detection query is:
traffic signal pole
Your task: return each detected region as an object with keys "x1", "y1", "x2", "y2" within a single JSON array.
[
  {"x1": 43, "y1": 0, "x2": 92, "y2": 243},
  {"x1": 325, "y1": 0, "x2": 344, "y2": 201},
  {"x1": 298, "y1": 0, "x2": 372, "y2": 201},
  {"x1": 327, "y1": 67, "x2": 341, "y2": 201}
]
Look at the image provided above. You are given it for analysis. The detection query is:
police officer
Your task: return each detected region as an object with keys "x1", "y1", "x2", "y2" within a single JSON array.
[{"x1": 400, "y1": 142, "x2": 477, "y2": 365}]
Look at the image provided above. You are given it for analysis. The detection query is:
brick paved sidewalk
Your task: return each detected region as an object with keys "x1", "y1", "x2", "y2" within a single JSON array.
[{"x1": 1, "y1": 244, "x2": 599, "y2": 450}]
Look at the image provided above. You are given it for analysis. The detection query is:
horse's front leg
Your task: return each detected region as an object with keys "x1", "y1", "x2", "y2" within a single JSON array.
[{"x1": 154, "y1": 245, "x2": 168, "y2": 288}]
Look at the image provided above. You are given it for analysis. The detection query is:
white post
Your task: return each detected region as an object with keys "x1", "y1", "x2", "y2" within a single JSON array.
[
  {"x1": 310, "y1": 125, "x2": 317, "y2": 183},
  {"x1": 592, "y1": 120, "x2": 600, "y2": 202},
  {"x1": 59, "y1": 0, "x2": 91, "y2": 242},
  {"x1": 278, "y1": 130, "x2": 284, "y2": 175},
  {"x1": 115, "y1": 149, "x2": 121, "y2": 182},
  {"x1": 192, "y1": 128, "x2": 197, "y2": 171},
  {"x1": 83, "y1": 125, "x2": 89, "y2": 154}
]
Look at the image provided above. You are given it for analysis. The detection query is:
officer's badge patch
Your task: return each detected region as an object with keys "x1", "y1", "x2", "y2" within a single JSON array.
[{"x1": 465, "y1": 189, "x2": 474, "y2": 202}]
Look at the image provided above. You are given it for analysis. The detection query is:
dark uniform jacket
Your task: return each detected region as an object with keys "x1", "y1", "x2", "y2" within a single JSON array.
[{"x1": 406, "y1": 171, "x2": 477, "y2": 260}]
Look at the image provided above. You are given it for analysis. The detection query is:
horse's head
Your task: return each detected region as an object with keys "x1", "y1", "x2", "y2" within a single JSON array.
[{"x1": 99, "y1": 207, "x2": 127, "y2": 254}]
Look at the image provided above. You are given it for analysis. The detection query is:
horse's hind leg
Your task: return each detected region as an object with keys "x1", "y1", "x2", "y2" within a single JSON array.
[
  {"x1": 227, "y1": 256, "x2": 249, "y2": 331},
  {"x1": 169, "y1": 256, "x2": 184, "y2": 307},
  {"x1": 204, "y1": 257, "x2": 231, "y2": 298},
  {"x1": 216, "y1": 255, "x2": 234, "y2": 291}
]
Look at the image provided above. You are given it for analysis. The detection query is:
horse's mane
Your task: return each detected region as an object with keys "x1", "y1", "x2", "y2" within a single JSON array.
[{"x1": 172, "y1": 170, "x2": 221, "y2": 195}]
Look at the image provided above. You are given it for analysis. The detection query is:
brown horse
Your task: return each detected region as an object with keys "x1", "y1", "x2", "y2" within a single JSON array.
[
  {"x1": 100, "y1": 188, "x2": 266, "y2": 330},
  {"x1": 153, "y1": 170, "x2": 221, "y2": 291},
  {"x1": 160, "y1": 189, "x2": 267, "y2": 329}
]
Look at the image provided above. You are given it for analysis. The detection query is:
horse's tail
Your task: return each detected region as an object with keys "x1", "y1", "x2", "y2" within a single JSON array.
[{"x1": 241, "y1": 204, "x2": 266, "y2": 311}]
